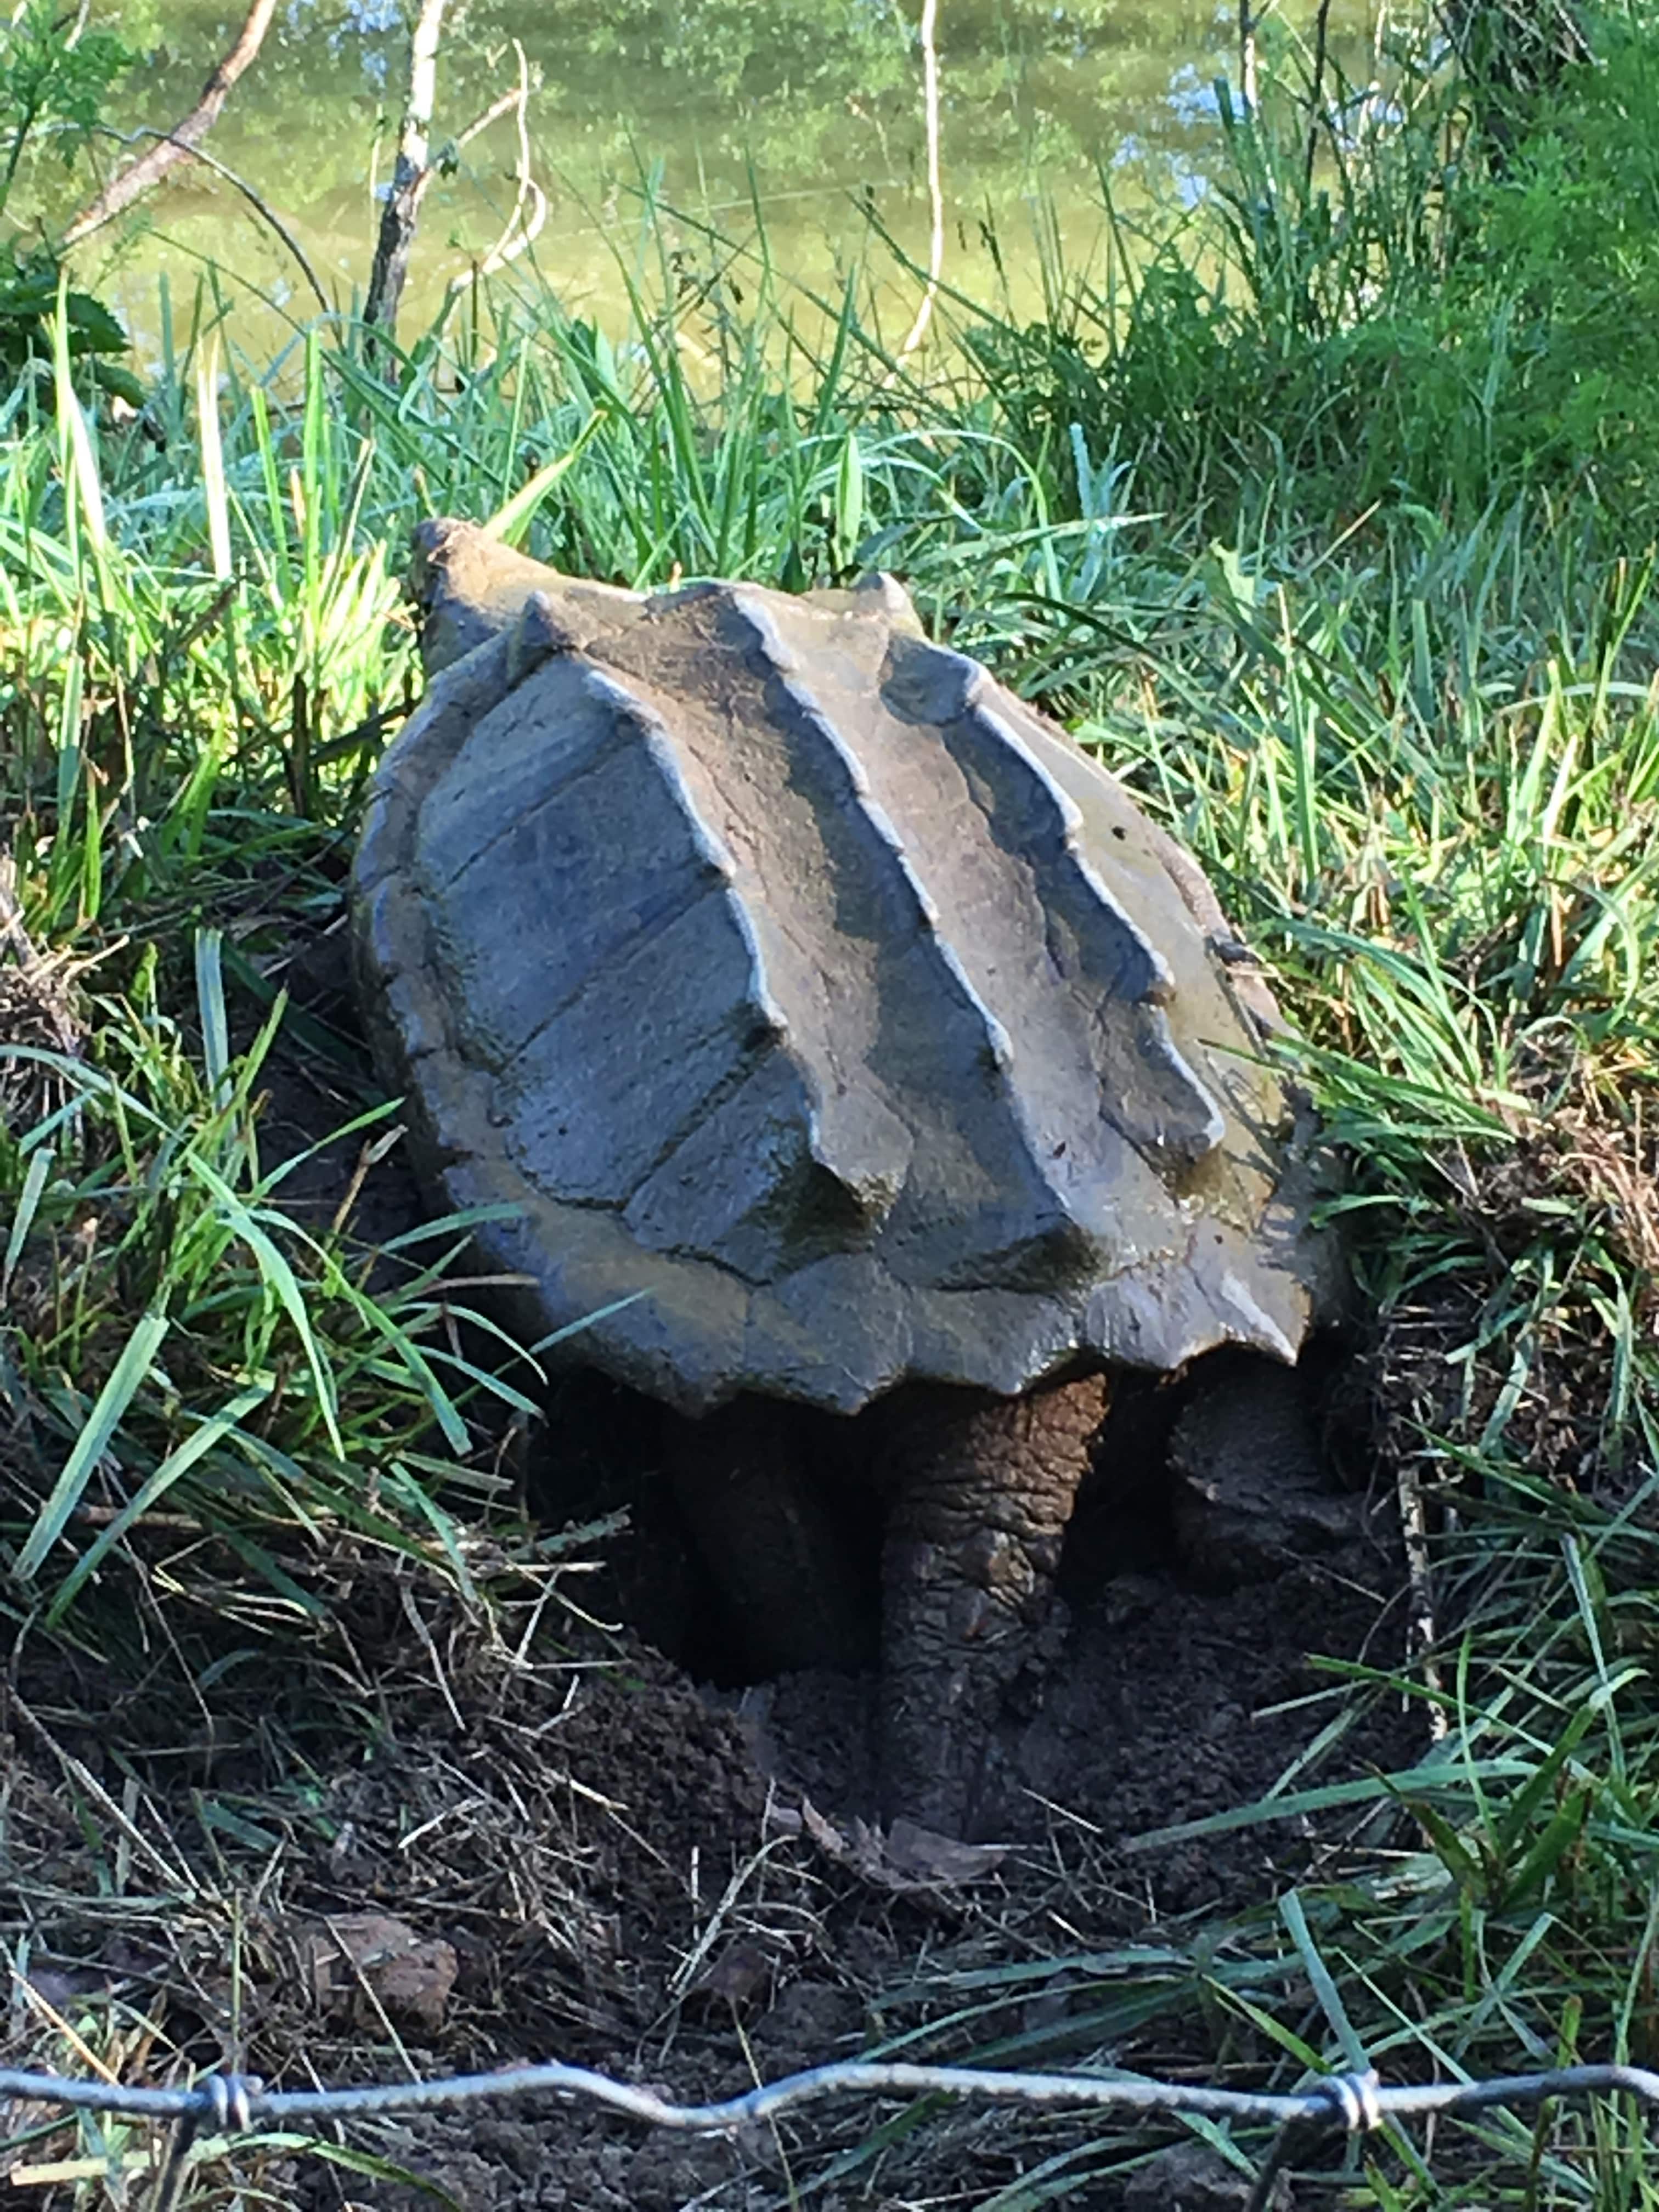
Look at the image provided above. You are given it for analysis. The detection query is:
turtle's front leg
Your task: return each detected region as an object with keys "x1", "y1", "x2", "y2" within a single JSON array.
[{"x1": 875, "y1": 1373, "x2": 1109, "y2": 1837}]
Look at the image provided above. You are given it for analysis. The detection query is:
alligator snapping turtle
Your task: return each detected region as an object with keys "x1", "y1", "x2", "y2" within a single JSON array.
[{"x1": 353, "y1": 520, "x2": 1332, "y2": 1836}]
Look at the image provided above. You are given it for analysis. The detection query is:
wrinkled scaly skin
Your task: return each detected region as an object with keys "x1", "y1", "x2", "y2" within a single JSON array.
[
  {"x1": 667, "y1": 1379, "x2": 1109, "y2": 1833},
  {"x1": 874, "y1": 1373, "x2": 1110, "y2": 1836}
]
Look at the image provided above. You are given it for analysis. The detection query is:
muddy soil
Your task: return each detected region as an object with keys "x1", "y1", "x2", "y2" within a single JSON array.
[{"x1": 0, "y1": 914, "x2": 1418, "y2": 2211}]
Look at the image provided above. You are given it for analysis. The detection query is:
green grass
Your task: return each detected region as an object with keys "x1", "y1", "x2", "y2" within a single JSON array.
[{"x1": 5, "y1": 4, "x2": 1659, "y2": 2203}]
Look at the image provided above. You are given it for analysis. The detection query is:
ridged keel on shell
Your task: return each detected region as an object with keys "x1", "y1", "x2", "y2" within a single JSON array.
[{"x1": 353, "y1": 544, "x2": 1326, "y2": 1412}]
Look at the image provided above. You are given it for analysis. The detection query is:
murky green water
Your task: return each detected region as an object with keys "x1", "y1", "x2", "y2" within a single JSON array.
[{"x1": 68, "y1": 1, "x2": 1378, "y2": 362}]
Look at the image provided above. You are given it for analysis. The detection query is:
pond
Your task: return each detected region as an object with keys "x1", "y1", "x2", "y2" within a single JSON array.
[{"x1": 66, "y1": 1, "x2": 1383, "y2": 364}]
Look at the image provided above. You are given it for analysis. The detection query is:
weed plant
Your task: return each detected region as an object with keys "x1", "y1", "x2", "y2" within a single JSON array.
[{"x1": 4, "y1": 4, "x2": 1659, "y2": 2203}]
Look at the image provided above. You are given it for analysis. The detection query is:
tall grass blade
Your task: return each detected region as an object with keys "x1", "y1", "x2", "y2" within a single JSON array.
[
  {"x1": 1279, "y1": 1890, "x2": 1370, "y2": 2074},
  {"x1": 484, "y1": 413, "x2": 608, "y2": 546},
  {"x1": 195, "y1": 329, "x2": 233, "y2": 582},
  {"x1": 1, "y1": 1148, "x2": 53, "y2": 1300},
  {"x1": 15, "y1": 1309, "x2": 171, "y2": 1581},
  {"x1": 52, "y1": 270, "x2": 108, "y2": 575},
  {"x1": 46, "y1": 1378, "x2": 275, "y2": 1622},
  {"x1": 195, "y1": 929, "x2": 233, "y2": 1110},
  {"x1": 183, "y1": 1158, "x2": 344, "y2": 1455}
]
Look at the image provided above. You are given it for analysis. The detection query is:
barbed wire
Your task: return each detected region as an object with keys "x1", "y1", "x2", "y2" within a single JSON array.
[{"x1": 4, "y1": 2050, "x2": 1658, "y2": 2212}]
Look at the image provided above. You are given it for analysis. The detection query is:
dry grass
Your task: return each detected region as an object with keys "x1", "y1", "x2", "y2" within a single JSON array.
[{"x1": 0, "y1": 852, "x2": 83, "y2": 1132}]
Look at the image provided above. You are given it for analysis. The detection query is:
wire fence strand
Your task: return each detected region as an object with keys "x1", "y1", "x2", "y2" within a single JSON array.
[{"x1": 6, "y1": 2050, "x2": 1659, "y2": 2212}]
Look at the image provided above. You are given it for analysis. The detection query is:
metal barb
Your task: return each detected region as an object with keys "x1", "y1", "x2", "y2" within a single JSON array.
[
  {"x1": 1244, "y1": 2070, "x2": 1384, "y2": 2212},
  {"x1": 145, "y1": 2077, "x2": 263, "y2": 2212}
]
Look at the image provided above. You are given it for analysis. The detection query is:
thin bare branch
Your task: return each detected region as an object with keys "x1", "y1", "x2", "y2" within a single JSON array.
[
  {"x1": 61, "y1": 0, "x2": 277, "y2": 246},
  {"x1": 364, "y1": 0, "x2": 449, "y2": 340},
  {"x1": 446, "y1": 41, "x2": 546, "y2": 295},
  {"x1": 81, "y1": 125, "x2": 330, "y2": 315},
  {"x1": 453, "y1": 86, "x2": 523, "y2": 156},
  {"x1": 891, "y1": 0, "x2": 943, "y2": 373}
]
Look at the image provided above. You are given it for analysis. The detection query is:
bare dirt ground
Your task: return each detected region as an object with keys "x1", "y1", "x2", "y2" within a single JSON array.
[
  {"x1": 0, "y1": 916, "x2": 1419, "y2": 2210},
  {"x1": 0, "y1": 1521, "x2": 1410, "y2": 2209}
]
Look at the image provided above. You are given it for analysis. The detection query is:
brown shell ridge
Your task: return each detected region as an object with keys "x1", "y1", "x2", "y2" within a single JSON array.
[
  {"x1": 730, "y1": 588, "x2": 1106, "y2": 1283},
  {"x1": 420, "y1": 670, "x2": 747, "y2": 1105},
  {"x1": 587, "y1": 590, "x2": 1088, "y2": 1284},
  {"x1": 742, "y1": 590, "x2": 1228, "y2": 1228},
  {"x1": 351, "y1": 531, "x2": 1335, "y2": 1412},
  {"x1": 935, "y1": 670, "x2": 1229, "y2": 1173}
]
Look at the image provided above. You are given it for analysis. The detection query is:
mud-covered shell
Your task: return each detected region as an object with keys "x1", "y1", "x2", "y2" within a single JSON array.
[{"x1": 352, "y1": 521, "x2": 1331, "y2": 1415}]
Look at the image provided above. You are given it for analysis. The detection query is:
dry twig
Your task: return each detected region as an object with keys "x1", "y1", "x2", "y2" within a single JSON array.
[
  {"x1": 445, "y1": 42, "x2": 548, "y2": 296},
  {"x1": 62, "y1": 0, "x2": 277, "y2": 246}
]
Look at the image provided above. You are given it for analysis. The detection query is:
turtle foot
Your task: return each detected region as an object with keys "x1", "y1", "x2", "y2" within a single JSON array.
[{"x1": 876, "y1": 1371, "x2": 1108, "y2": 1837}]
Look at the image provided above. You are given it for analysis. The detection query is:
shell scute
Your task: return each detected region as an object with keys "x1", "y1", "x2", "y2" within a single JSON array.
[{"x1": 353, "y1": 526, "x2": 1333, "y2": 1411}]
